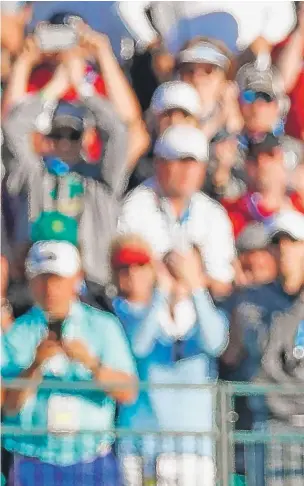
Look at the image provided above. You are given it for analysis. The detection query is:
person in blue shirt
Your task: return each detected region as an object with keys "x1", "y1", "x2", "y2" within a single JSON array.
[
  {"x1": 1, "y1": 240, "x2": 137, "y2": 486},
  {"x1": 220, "y1": 216, "x2": 304, "y2": 486},
  {"x1": 110, "y1": 233, "x2": 229, "y2": 486}
]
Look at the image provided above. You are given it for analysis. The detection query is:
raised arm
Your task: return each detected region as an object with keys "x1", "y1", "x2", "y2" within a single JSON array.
[
  {"x1": 117, "y1": 1, "x2": 157, "y2": 50},
  {"x1": 3, "y1": 65, "x2": 70, "y2": 195},
  {"x1": 78, "y1": 27, "x2": 150, "y2": 170},
  {"x1": 2, "y1": 36, "x2": 42, "y2": 118},
  {"x1": 63, "y1": 52, "x2": 129, "y2": 196},
  {"x1": 274, "y1": 7, "x2": 304, "y2": 93}
]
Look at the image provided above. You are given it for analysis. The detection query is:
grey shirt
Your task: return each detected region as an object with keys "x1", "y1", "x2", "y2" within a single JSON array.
[
  {"x1": 257, "y1": 291, "x2": 304, "y2": 421},
  {"x1": 3, "y1": 93, "x2": 129, "y2": 286}
]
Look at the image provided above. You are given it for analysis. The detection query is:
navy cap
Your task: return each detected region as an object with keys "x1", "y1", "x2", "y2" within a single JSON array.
[{"x1": 51, "y1": 102, "x2": 87, "y2": 132}]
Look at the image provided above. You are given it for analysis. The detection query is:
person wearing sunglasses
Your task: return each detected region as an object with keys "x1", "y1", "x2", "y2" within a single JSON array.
[
  {"x1": 236, "y1": 63, "x2": 290, "y2": 145},
  {"x1": 3, "y1": 54, "x2": 130, "y2": 313}
]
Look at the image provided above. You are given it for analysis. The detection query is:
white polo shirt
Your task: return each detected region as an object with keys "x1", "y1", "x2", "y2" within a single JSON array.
[{"x1": 118, "y1": 180, "x2": 236, "y2": 283}]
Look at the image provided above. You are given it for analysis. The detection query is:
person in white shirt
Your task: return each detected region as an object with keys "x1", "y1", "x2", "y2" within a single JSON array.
[{"x1": 118, "y1": 124, "x2": 236, "y2": 298}]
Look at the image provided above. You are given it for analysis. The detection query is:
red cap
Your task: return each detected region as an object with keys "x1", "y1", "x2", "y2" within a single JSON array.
[{"x1": 111, "y1": 247, "x2": 151, "y2": 269}]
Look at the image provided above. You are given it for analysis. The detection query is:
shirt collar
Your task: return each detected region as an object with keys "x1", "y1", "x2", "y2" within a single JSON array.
[
  {"x1": 32, "y1": 299, "x2": 82, "y2": 326},
  {"x1": 147, "y1": 176, "x2": 193, "y2": 224}
]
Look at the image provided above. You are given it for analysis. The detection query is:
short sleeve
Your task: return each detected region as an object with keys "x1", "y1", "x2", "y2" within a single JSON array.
[
  {"x1": 97, "y1": 313, "x2": 137, "y2": 376},
  {"x1": 1, "y1": 315, "x2": 42, "y2": 378}
]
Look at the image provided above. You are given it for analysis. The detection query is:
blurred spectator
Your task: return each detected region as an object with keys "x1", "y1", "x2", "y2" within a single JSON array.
[
  {"x1": 2, "y1": 20, "x2": 149, "y2": 165},
  {"x1": 1, "y1": 240, "x2": 137, "y2": 486},
  {"x1": 118, "y1": 2, "x2": 296, "y2": 111},
  {"x1": 177, "y1": 37, "x2": 243, "y2": 138},
  {"x1": 237, "y1": 63, "x2": 290, "y2": 142},
  {"x1": 1, "y1": 1, "x2": 32, "y2": 89},
  {"x1": 128, "y1": 80, "x2": 202, "y2": 189},
  {"x1": 118, "y1": 125, "x2": 236, "y2": 298},
  {"x1": 2, "y1": 49, "x2": 130, "y2": 312},
  {"x1": 204, "y1": 130, "x2": 246, "y2": 202},
  {"x1": 272, "y1": 1, "x2": 304, "y2": 141},
  {"x1": 223, "y1": 135, "x2": 302, "y2": 237},
  {"x1": 111, "y1": 234, "x2": 228, "y2": 485},
  {"x1": 290, "y1": 158, "x2": 304, "y2": 214},
  {"x1": 148, "y1": 80, "x2": 201, "y2": 135},
  {"x1": 220, "y1": 219, "x2": 301, "y2": 485},
  {"x1": 0, "y1": 255, "x2": 13, "y2": 335},
  {"x1": 256, "y1": 212, "x2": 304, "y2": 486}
]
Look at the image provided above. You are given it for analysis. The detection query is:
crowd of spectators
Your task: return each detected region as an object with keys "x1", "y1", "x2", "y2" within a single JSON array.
[{"x1": 1, "y1": 1, "x2": 304, "y2": 485}]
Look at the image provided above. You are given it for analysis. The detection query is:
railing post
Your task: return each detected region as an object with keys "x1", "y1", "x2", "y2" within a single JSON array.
[{"x1": 219, "y1": 383, "x2": 232, "y2": 486}]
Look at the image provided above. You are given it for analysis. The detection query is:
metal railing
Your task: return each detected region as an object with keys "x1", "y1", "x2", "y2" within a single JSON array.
[{"x1": 2, "y1": 380, "x2": 304, "y2": 485}]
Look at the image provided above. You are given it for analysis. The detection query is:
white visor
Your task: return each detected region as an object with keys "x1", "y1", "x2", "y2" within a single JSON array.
[{"x1": 179, "y1": 43, "x2": 230, "y2": 71}]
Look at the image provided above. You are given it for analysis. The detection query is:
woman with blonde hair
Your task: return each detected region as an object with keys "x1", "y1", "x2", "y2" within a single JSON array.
[{"x1": 110, "y1": 233, "x2": 229, "y2": 486}]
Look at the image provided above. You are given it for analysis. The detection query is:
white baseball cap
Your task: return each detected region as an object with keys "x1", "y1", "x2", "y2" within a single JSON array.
[
  {"x1": 154, "y1": 125, "x2": 209, "y2": 162},
  {"x1": 270, "y1": 211, "x2": 304, "y2": 242},
  {"x1": 26, "y1": 241, "x2": 81, "y2": 279},
  {"x1": 150, "y1": 81, "x2": 202, "y2": 118}
]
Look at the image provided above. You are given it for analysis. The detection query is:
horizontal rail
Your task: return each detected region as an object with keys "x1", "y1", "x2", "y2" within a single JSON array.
[
  {"x1": 1, "y1": 426, "x2": 220, "y2": 438},
  {"x1": 3, "y1": 379, "x2": 304, "y2": 393}
]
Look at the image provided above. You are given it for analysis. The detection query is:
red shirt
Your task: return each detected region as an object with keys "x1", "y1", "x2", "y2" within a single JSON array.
[
  {"x1": 28, "y1": 64, "x2": 107, "y2": 162},
  {"x1": 222, "y1": 193, "x2": 281, "y2": 238},
  {"x1": 272, "y1": 38, "x2": 304, "y2": 140},
  {"x1": 290, "y1": 191, "x2": 304, "y2": 214}
]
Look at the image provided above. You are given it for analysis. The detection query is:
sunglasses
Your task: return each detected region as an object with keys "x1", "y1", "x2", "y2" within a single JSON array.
[
  {"x1": 49, "y1": 130, "x2": 83, "y2": 142},
  {"x1": 241, "y1": 90, "x2": 275, "y2": 104}
]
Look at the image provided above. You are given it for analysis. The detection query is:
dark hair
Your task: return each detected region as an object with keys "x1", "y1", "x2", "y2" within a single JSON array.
[{"x1": 48, "y1": 11, "x2": 86, "y2": 25}]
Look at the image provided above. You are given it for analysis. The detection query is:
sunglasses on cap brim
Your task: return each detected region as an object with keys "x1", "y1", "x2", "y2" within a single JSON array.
[{"x1": 240, "y1": 90, "x2": 276, "y2": 104}]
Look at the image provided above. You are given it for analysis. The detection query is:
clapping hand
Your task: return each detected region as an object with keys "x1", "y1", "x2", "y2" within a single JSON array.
[
  {"x1": 34, "y1": 334, "x2": 63, "y2": 367},
  {"x1": 63, "y1": 340, "x2": 99, "y2": 372},
  {"x1": 166, "y1": 250, "x2": 207, "y2": 291}
]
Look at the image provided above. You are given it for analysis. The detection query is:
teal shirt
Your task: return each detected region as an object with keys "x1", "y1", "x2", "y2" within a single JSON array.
[{"x1": 1, "y1": 302, "x2": 136, "y2": 466}]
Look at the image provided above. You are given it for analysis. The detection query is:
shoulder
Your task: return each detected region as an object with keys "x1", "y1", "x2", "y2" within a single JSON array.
[
  {"x1": 8, "y1": 307, "x2": 42, "y2": 333},
  {"x1": 121, "y1": 184, "x2": 157, "y2": 214},
  {"x1": 192, "y1": 192, "x2": 231, "y2": 219},
  {"x1": 82, "y1": 303, "x2": 124, "y2": 333}
]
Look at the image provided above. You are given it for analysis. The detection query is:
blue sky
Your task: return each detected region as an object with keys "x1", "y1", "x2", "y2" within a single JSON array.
[{"x1": 31, "y1": 1, "x2": 129, "y2": 60}]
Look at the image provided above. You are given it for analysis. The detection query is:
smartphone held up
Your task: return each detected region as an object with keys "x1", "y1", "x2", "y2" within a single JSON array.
[{"x1": 35, "y1": 16, "x2": 82, "y2": 53}]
